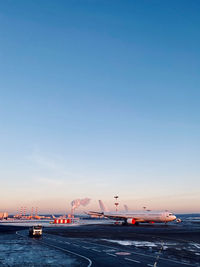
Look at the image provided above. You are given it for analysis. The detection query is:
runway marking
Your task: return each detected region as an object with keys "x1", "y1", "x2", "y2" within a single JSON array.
[
  {"x1": 116, "y1": 252, "x2": 131, "y2": 256},
  {"x1": 82, "y1": 240, "x2": 154, "y2": 258},
  {"x1": 152, "y1": 240, "x2": 163, "y2": 267},
  {"x1": 103, "y1": 249, "x2": 116, "y2": 252},
  {"x1": 16, "y1": 232, "x2": 92, "y2": 267},
  {"x1": 125, "y1": 258, "x2": 140, "y2": 263},
  {"x1": 106, "y1": 253, "x2": 117, "y2": 257},
  {"x1": 42, "y1": 233, "x2": 199, "y2": 267},
  {"x1": 39, "y1": 241, "x2": 92, "y2": 267},
  {"x1": 81, "y1": 239, "x2": 198, "y2": 267},
  {"x1": 91, "y1": 249, "x2": 101, "y2": 252},
  {"x1": 159, "y1": 258, "x2": 196, "y2": 266}
]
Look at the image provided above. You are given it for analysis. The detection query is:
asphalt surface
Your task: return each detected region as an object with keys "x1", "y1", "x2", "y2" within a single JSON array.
[{"x1": 15, "y1": 222, "x2": 200, "y2": 267}]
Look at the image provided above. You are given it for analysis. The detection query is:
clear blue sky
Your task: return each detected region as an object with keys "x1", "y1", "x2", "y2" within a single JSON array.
[{"x1": 0, "y1": 0, "x2": 199, "y2": 213}]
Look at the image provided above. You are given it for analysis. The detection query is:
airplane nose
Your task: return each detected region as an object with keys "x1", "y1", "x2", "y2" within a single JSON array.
[{"x1": 173, "y1": 215, "x2": 176, "y2": 220}]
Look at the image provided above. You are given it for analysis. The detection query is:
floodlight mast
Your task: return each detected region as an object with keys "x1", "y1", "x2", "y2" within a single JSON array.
[{"x1": 114, "y1": 195, "x2": 119, "y2": 212}]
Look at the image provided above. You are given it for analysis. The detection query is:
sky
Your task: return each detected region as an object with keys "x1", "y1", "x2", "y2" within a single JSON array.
[{"x1": 0, "y1": 0, "x2": 200, "y2": 214}]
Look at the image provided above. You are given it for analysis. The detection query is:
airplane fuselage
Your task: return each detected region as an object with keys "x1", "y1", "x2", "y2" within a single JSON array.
[
  {"x1": 104, "y1": 211, "x2": 176, "y2": 223},
  {"x1": 88, "y1": 210, "x2": 177, "y2": 224}
]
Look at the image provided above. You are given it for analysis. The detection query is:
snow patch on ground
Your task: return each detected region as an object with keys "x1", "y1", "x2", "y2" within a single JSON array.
[
  {"x1": 102, "y1": 239, "x2": 157, "y2": 247},
  {"x1": 102, "y1": 239, "x2": 181, "y2": 251},
  {"x1": 190, "y1": 243, "x2": 200, "y2": 249}
]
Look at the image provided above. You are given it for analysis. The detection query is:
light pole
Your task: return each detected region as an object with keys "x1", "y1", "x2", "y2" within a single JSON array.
[{"x1": 114, "y1": 195, "x2": 119, "y2": 212}]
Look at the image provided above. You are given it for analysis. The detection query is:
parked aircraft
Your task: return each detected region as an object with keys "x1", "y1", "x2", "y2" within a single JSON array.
[{"x1": 88, "y1": 200, "x2": 181, "y2": 225}]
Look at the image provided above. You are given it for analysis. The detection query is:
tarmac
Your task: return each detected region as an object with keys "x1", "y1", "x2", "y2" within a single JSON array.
[{"x1": 0, "y1": 218, "x2": 200, "y2": 266}]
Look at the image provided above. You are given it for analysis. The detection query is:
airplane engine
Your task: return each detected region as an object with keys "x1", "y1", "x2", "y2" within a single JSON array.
[{"x1": 127, "y1": 218, "x2": 136, "y2": 224}]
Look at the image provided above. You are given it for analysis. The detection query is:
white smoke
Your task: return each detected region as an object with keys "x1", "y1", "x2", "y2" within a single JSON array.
[{"x1": 71, "y1": 198, "x2": 91, "y2": 210}]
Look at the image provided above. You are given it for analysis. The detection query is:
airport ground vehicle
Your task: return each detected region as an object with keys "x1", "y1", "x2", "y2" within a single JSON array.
[{"x1": 29, "y1": 225, "x2": 42, "y2": 237}]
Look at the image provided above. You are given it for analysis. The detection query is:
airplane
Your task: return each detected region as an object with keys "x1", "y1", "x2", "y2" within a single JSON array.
[{"x1": 87, "y1": 200, "x2": 181, "y2": 225}]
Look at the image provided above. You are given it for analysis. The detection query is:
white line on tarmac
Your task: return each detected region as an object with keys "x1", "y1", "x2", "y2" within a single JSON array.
[
  {"x1": 39, "y1": 241, "x2": 92, "y2": 267},
  {"x1": 125, "y1": 258, "x2": 140, "y2": 263},
  {"x1": 103, "y1": 249, "x2": 116, "y2": 252},
  {"x1": 81, "y1": 240, "x2": 197, "y2": 267},
  {"x1": 16, "y1": 232, "x2": 92, "y2": 267},
  {"x1": 159, "y1": 257, "x2": 196, "y2": 266},
  {"x1": 82, "y1": 240, "x2": 154, "y2": 258},
  {"x1": 41, "y1": 233, "x2": 200, "y2": 267},
  {"x1": 91, "y1": 249, "x2": 101, "y2": 252},
  {"x1": 106, "y1": 253, "x2": 117, "y2": 257}
]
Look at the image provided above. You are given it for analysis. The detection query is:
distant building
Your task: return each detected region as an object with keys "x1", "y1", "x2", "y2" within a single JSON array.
[{"x1": 0, "y1": 212, "x2": 8, "y2": 220}]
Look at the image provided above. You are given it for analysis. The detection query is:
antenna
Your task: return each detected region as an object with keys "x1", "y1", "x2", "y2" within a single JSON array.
[
  {"x1": 23, "y1": 206, "x2": 26, "y2": 217},
  {"x1": 114, "y1": 195, "x2": 119, "y2": 212},
  {"x1": 20, "y1": 206, "x2": 23, "y2": 217},
  {"x1": 35, "y1": 207, "x2": 38, "y2": 216}
]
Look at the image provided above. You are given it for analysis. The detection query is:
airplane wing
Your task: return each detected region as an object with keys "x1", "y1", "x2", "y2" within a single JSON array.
[
  {"x1": 87, "y1": 211, "x2": 127, "y2": 220},
  {"x1": 103, "y1": 214, "x2": 130, "y2": 220},
  {"x1": 87, "y1": 211, "x2": 104, "y2": 217}
]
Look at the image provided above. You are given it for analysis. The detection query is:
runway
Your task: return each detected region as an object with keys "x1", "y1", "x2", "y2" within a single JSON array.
[
  {"x1": 1, "y1": 216, "x2": 199, "y2": 266},
  {"x1": 16, "y1": 228, "x2": 200, "y2": 267}
]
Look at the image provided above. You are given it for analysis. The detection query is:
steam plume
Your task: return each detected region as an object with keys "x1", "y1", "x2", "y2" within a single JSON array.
[{"x1": 71, "y1": 198, "x2": 91, "y2": 211}]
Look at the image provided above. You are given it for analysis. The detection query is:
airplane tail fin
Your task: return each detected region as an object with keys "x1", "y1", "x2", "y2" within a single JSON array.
[
  {"x1": 124, "y1": 204, "x2": 129, "y2": 212},
  {"x1": 99, "y1": 200, "x2": 109, "y2": 212}
]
